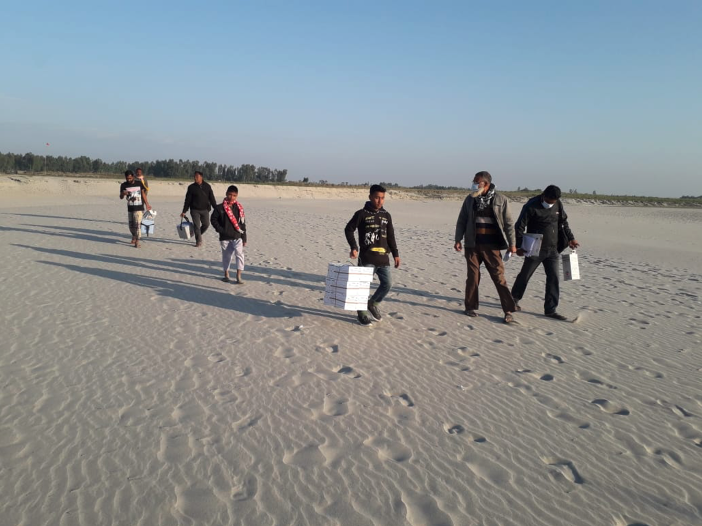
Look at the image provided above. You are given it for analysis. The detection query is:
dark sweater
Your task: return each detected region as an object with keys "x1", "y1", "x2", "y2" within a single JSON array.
[
  {"x1": 182, "y1": 181, "x2": 217, "y2": 213},
  {"x1": 211, "y1": 203, "x2": 247, "y2": 243},
  {"x1": 515, "y1": 196, "x2": 574, "y2": 251},
  {"x1": 344, "y1": 202, "x2": 399, "y2": 267}
]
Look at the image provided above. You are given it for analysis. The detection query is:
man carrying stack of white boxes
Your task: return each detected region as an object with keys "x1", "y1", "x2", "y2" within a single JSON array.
[{"x1": 339, "y1": 184, "x2": 401, "y2": 326}]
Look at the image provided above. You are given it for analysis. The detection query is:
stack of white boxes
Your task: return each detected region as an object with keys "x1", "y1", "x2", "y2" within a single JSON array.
[{"x1": 324, "y1": 264, "x2": 375, "y2": 310}]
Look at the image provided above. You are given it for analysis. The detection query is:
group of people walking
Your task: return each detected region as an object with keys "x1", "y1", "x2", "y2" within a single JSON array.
[
  {"x1": 120, "y1": 169, "x2": 247, "y2": 284},
  {"x1": 119, "y1": 169, "x2": 578, "y2": 326},
  {"x1": 342, "y1": 173, "x2": 578, "y2": 326}
]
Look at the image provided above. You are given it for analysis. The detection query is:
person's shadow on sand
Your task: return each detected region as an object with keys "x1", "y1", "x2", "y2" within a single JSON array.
[
  {"x1": 2, "y1": 212, "x2": 121, "y2": 225},
  {"x1": 38, "y1": 260, "x2": 351, "y2": 322},
  {"x1": 7, "y1": 224, "x2": 186, "y2": 246}
]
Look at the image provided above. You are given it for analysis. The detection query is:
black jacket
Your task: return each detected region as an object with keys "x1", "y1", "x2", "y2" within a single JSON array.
[
  {"x1": 515, "y1": 195, "x2": 574, "y2": 252},
  {"x1": 345, "y1": 202, "x2": 399, "y2": 266},
  {"x1": 211, "y1": 203, "x2": 247, "y2": 243},
  {"x1": 182, "y1": 181, "x2": 217, "y2": 213}
]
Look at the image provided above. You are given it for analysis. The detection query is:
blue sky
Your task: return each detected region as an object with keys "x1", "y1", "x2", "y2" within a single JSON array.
[{"x1": 1, "y1": 0, "x2": 700, "y2": 196}]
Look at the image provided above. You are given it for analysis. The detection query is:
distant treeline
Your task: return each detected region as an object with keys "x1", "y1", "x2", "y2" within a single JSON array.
[{"x1": 0, "y1": 151, "x2": 288, "y2": 183}]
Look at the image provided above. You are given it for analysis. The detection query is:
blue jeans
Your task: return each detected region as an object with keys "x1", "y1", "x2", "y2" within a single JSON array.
[
  {"x1": 357, "y1": 262, "x2": 393, "y2": 316},
  {"x1": 365, "y1": 264, "x2": 393, "y2": 304}
]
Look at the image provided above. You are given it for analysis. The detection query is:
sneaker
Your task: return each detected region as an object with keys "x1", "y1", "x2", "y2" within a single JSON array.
[
  {"x1": 367, "y1": 301, "x2": 382, "y2": 320},
  {"x1": 545, "y1": 312, "x2": 568, "y2": 321},
  {"x1": 464, "y1": 309, "x2": 478, "y2": 317},
  {"x1": 357, "y1": 313, "x2": 373, "y2": 326}
]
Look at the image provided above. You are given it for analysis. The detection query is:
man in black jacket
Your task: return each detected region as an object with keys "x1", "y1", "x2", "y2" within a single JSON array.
[
  {"x1": 345, "y1": 184, "x2": 401, "y2": 325},
  {"x1": 211, "y1": 185, "x2": 247, "y2": 284},
  {"x1": 511, "y1": 185, "x2": 580, "y2": 320},
  {"x1": 180, "y1": 171, "x2": 217, "y2": 247}
]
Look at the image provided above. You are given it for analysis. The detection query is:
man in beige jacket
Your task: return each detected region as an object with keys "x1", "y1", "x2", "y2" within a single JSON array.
[{"x1": 454, "y1": 171, "x2": 517, "y2": 323}]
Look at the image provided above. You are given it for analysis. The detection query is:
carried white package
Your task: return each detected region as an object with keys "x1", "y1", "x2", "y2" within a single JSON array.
[
  {"x1": 177, "y1": 216, "x2": 194, "y2": 240},
  {"x1": 562, "y1": 250, "x2": 580, "y2": 281},
  {"x1": 521, "y1": 233, "x2": 543, "y2": 257},
  {"x1": 141, "y1": 210, "x2": 156, "y2": 236},
  {"x1": 324, "y1": 264, "x2": 374, "y2": 310}
]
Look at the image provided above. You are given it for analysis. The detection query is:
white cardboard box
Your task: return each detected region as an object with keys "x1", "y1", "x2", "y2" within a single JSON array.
[
  {"x1": 521, "y1": 233, "x2": 543, "y2": 257},
  {"x1": 327, "y1": 264, "x2": 375, "y2": 281},
  {"x1": 325, "y1": 264, "x2": 373, "y2": 310},
  {"x1": 325, "y1": 277, "x2": 371, "y2": 289},
  {"x1": 562, "y1": 250, "x2": 580, "y2": 281}
]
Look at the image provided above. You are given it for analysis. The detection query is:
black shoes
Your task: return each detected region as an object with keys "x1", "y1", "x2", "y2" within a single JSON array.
[
  {"x1": 357, "y1": 312, "x2": 373, "y2": 326},
  {"x1": 367, "y1": 301, "x2": 382, "y2": 321},
  {"x1": 545, "y1": 312, "x2": 568, "y2": 321}
]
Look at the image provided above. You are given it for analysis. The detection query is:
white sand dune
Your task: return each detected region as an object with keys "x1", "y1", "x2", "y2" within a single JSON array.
[{"x1": 1, "y1": 178, "x2": 701, "y2": 526}]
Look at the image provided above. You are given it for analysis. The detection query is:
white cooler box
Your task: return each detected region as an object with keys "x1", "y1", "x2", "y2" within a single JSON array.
[
  {"x1": 324, "y1": 264, "x2": 374, "y2": 310},
  {"x1": 140, "y1": 219, "x2": 155, "y2": 236},
  {"x1": 177, "y1": 216, "x2": 194, "y2": 240},
  {"x1": 140, "y1": 210, "x2": 156, "y2": 236}
]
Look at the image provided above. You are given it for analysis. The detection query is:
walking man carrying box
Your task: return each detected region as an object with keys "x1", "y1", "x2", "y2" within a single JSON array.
[
  {"x1": 344, "y1": 184, "x2": 401, "y2": 326},
  {"x1": 511, "y1": 185, "x2": 580, "y2": 320}
]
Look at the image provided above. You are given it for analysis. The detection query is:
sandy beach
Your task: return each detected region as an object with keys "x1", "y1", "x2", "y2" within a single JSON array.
[{"x1": 1, "y1": 177, "x2": 701, "y2": 526}]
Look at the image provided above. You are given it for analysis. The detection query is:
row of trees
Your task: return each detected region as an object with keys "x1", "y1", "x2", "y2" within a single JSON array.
[{"x1": 0, "y1": 151, "x2": 288, "y2": 183}]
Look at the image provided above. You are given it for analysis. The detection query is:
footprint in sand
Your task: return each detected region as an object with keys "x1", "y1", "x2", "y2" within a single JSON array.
[
  {"x1": 208, "y1": 353, "x2": 227, "y2": 363},
  {"x1": 364, "y1": 436, "x2": 412, "y2": 463},
  {"x1": 233, "y1": 366, "x2": 252, "y2": 377},
  {"x1": 647, "y1": 447, "x2": 683, "y2": 468},
  {"x1": 542, "y1": 352, "x2": 565, "y2": 364},
  {"x1": 444, "y1": 424, "x2": 465, "y2": 434},
  {"x1": 323, "y1": 396, "x2": 349, "y2": 417},
  {"x1": 283, "y1": 444, "x2": 326, "y2": 467},
  {"x1": 629, "y1": 365, "x2": 663, "y2": 379},
  {"x1": 591, "y1": 399, "x2": 630, "y2": 416},
  {"x1": 335, "y1": 365, "x2": 361, "y2": 379},
  {"x1": 274, "y1": 347, "x2": 296, "y2": 359},
  {"x1": 316, "y1": 343, "x2": 339, "y2": 354},
  {"x1": 388, "y1": 312, "x2": 405, "y2": 320},
  {"x1": 232, "y1": 414, "x2": 262, "y2": 432},
  {"x1": 669, "y1": 422, "x2": 702, "y2": 447},
  {"x1": 456, "y1": 347, "x2": 480, "y2": 357},
  {"x1": 575, "y1": 346, "x2": 593, "y2": 356},
  {"x1": 541, "y1": 457, "x2": 585, "y2": 490},
  {"x1": 441, "y1": 360, "x2": 471, "y2": 372},
  {"x1": 547, "y1": 411, "x2": 591, "y2": 429},
  {"x1": 577, "y1": 371, "x2": 617, "y2": 389},
  {"x1": 462, "y1": 454, "x2": 512, "y2": 485}
]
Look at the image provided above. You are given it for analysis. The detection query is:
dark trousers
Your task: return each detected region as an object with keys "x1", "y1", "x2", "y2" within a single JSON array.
[
  {"x1": 464, "y1": 247, "x2": 516, "y2": 313},
  {"x1": 191, "y1": 209, "x2": 210, "y2": 243},
  {"x1": 511, "y1": 249, "x2": 560, "y2": 314}
]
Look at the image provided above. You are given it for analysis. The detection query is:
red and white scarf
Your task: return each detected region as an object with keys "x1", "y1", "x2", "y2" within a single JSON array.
[{"x1": 223, "y1": 199, "x2": 245, "y2": 233}]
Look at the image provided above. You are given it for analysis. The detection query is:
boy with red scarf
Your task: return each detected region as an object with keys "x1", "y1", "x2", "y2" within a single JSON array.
[{"x1": 211, "y1": 185, "x2": 247, "y2": 284}]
